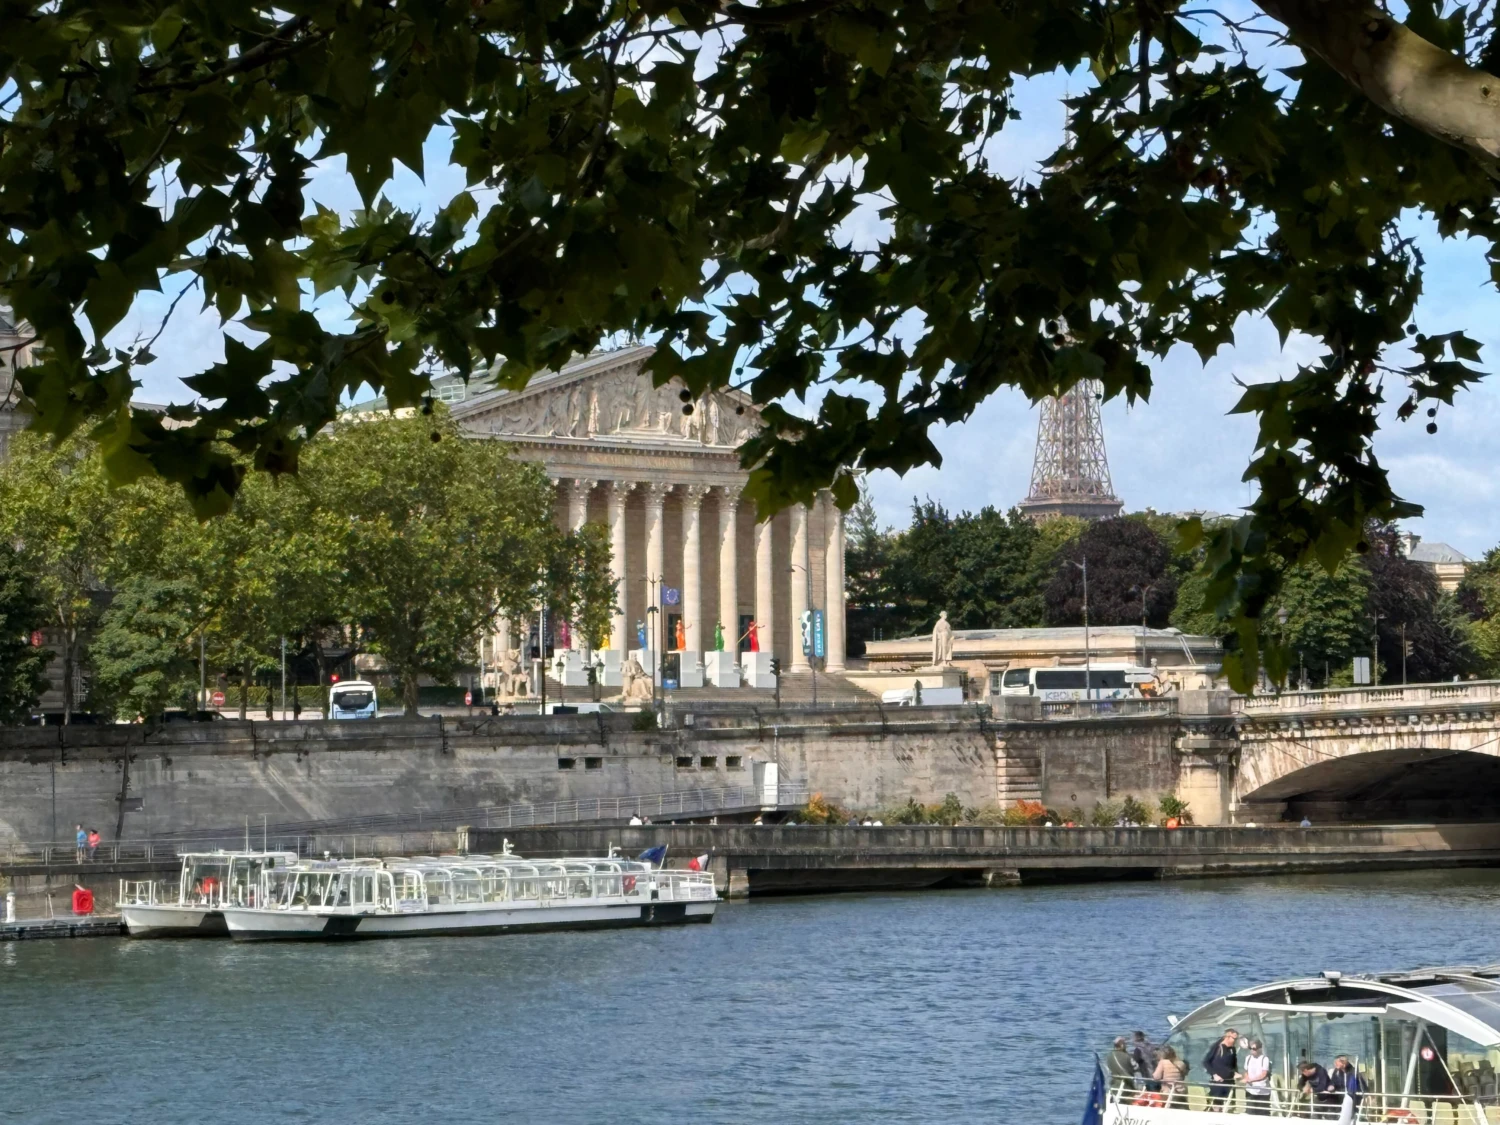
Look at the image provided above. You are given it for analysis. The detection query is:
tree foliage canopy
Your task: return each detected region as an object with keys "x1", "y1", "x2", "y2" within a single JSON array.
[
  {"x1": 0, "y1": 542, "x2": 51, "y2": 721},
  {"x1": 1045, "y1": 517, "x2": 1178, "y2": 628},
  {"x1": 5, "y1": 0, "x2": 1500, "y2": 686}
]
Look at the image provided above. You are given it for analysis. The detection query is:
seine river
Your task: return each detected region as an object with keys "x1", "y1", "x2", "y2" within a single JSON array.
[{"x1": 5, "y1": 870, "x2": 1500, "y2": 1124}]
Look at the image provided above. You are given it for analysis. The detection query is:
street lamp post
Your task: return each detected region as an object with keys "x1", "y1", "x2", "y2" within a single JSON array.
[
  {"x1": 1276, "y1": 606, "x2": 1289, "y2": 694},
  {"x1": 1072, "y1": 557, "x2": 1091, "y2": 699},
  {"x1": 1401, "y1": 622, "x2": 1408, "y2": 685},
  {"x1": 1371, "y1": 612, "x2": 1385, "y2": 686},
  {"x1": 646, "y1": 575, "x2": 661, "y2": 719}
]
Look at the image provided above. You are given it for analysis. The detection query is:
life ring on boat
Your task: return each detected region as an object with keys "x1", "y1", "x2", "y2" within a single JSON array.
[
  {"x1": 1132, "y1": 1092, "x2": 1166, "y2": 1108},
  {"x1": 1385, "y1": 1110, "x2": 1418, "y2": 1122},
  {"x1": 623, "y1": 875, "x2": 636, "y2": 893}
]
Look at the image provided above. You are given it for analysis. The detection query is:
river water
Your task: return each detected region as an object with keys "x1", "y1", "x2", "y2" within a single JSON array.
[{"x1": 4, "y1": 870, "x2": 1499, "y2": 1124}]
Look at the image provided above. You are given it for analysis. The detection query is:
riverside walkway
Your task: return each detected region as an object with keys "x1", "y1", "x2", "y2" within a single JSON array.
[{"x1": 467, "y1": 822, "x2": 1500, "y2": 896}]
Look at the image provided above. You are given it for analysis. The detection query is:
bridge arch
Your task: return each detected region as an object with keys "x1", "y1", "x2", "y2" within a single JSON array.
[{"x1": 1237, "y1": 747, "x2": 1500, "y2": 823}]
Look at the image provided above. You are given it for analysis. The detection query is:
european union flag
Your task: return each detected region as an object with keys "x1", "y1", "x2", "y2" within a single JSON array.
[
  {"x1": 637, "y1": 845, "x2": 668, "y2": 867},
  {"x1": 1081, "y1": 1056, "x2": 1107, "y2": 1125}
]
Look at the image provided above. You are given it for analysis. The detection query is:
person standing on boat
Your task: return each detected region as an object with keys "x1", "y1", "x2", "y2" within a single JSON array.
[
  {"x1": 1152, "y1": 1047, "x2": 1188, "y2": 1109},
  {"x1": 1106, "y1": 1038, "x2": 1135, "y2": 1088},
  {"x1": 1243, "y1": 1039, "x2": 1273, "y2": 1115},
  {"x1": 1130, "y1": 1031, "x2": 1161, "y2": 1091},
  {"x1": 1297, "y1": 1060, "x2": 1339, "y2": 1117},
  {"x1": 1331, "y1": 1056, "x2": 1362, "y2": 1123},
  {"x1": 1202, "y1": 1028, "x2": 1240, "y2": 1110}
]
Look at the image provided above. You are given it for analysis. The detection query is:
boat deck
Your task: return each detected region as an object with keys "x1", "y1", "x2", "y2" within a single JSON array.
[{"x1": 1, "y1": 915, "x2": 124, "y2": 941}]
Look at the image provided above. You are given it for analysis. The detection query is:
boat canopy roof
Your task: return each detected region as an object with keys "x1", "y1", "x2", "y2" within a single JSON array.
[{"x1": 1174, "y1": 967, "x2": 1500, "y2": 1048}]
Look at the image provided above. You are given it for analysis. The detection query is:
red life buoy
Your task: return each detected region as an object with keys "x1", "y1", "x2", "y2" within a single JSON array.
[
  {"x1": 71, "y1": 887, "x2": 94, "y2": 915},
  {"x1": 623, "y1": 875, "x2": 636, "y2": 893}
]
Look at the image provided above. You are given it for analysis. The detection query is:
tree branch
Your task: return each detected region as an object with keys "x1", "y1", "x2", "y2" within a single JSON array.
[{"x1": 1254, "y1": 0, "x2": 1500, "y2": 174}]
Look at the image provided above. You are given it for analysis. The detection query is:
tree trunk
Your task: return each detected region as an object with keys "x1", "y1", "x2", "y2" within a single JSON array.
[
  {"x1": 403, "y1": 669, "x2": 420, "y2": 717},
  {"x1": 239, "y1": 658, "x2": 251, "y2": 720},
  {"x1": 1254, "y1": 0, "x2": 1500, "y2": 172}
]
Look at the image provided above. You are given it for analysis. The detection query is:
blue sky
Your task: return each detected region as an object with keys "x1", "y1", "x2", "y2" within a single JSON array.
[{"x1": 109, "y1": 55, "x2": 1500, "y2": 560}]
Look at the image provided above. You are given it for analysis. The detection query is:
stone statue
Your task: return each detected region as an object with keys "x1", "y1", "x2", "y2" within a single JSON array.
[
  {"x1": 931, "y1": 610, "x2": 954, "y2": 669},
  {"x1": 620, "y1": 655, "x2": 654, "y2": 703},
  {"x1": 744, "y1": 621, "x2": 759, "y2": 652},
  {"x1": 636, "y1": 620, "x2": 647, "y2": 650},
  {"x1": 497, "y1": 648, "x2": 530, "y2": 698},
  {"x1": 714, "y1": 621, "x2": 725, "y2": 651}
]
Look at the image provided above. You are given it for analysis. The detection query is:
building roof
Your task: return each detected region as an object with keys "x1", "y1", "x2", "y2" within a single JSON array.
[{"x1": 1409, "y1": 540, "x2": 1469, "y2": 565}]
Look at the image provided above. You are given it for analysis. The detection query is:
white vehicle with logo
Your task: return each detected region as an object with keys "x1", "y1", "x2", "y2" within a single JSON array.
[
  {"x1": 993, "y1": 663, "x2": 1157, "y2": 701},
  {"x1": 329, "y1": 679, "x2": 378, "y2": 719}
]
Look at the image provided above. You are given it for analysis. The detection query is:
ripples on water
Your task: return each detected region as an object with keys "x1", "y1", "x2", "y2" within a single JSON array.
[{"x1": 3, "y1": 870, "x2": 1498, "y2": 1124}]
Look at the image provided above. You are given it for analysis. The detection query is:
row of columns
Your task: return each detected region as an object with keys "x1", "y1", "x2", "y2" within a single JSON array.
[{"x1": 556, "y1": 478, "x2": 845, "y2": 673}]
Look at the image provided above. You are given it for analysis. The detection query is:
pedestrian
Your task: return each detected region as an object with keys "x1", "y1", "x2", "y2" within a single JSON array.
[
  {"x1": 628, "y1": 814, "x2": 643, "y2": 825},
  {"x1": 1153, "y1": 1046, "x2": 1188, "y2": 1110},
  {"x1": 1203, "y1": 1027, "x2": 1240, "y2": 1110},
  {"x1": 1131, "y1": 1030, "x2": 1161, "y2": 1091},
  {"x1": 1300, "y1": 815, "x2": 1313, "y2": 827},
  {"x1": 1332, "y1": 1056, "x2": 1362, "y2": 1122},
  {"x1": 1297, "y1": 1060, "x2": 1339, "y2": 1118},
  {"x1": 74, "y1": 824, "x2": 86, "y2": 863},
  {"x1": 1106, "y1": 1037, "x2": 1135, "y2": 1087},
  {"x1": 86, "y1": 828, "x2": 100, "y2": 861},
  {"x1": 1243, "y1": 1039, "x2": 1273, "y2": 1115}
]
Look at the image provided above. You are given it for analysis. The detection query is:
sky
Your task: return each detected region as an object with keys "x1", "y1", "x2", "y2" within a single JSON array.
[{"x1": 101, "y1": 43, "x2": 1500, "y2": 561}]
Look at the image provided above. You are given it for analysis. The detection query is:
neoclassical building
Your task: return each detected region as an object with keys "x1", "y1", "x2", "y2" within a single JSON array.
[
  {"x1": 435, "y1": 346, "x2": 847, "y2": 680},
  {"x1": 0, "y1": 305, "x2": 33, "y2": 460}
]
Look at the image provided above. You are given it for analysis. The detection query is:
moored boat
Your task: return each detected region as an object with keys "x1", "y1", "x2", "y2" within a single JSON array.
[
  {"x1": 221, "y1": 854, "x2": 718, "y2": 941},
  {"x1": 1096, "y1": 966, "x2": 1500, "y2": 1122},
  {"x1": 119, "y1": 850, "x2": 299, "y2": 938}
]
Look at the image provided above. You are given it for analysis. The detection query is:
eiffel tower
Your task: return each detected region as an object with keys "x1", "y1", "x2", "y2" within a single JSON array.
[{"x1": 1017, "y1": 380, "x2": 1123, "y2": 521}]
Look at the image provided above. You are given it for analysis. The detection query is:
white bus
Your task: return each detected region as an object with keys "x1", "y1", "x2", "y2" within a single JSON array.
[
  {"x1": 991, "y1": 663, "x2": 1157, "y2": 701},
  {"x1": 329, "y1": 680, "x2": 379, "y2": 720}
]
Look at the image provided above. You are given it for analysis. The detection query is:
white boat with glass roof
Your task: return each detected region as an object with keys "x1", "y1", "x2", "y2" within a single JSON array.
[
  {"x1": 118, "y1": 850, "x2": 299, "y2": 938},
  {"x1": 220, "y1": 851, "x2": 718, "y2": 940},
  {"x1": 1101, "y1": 965, "x2": 1500, "y2": 1122}
]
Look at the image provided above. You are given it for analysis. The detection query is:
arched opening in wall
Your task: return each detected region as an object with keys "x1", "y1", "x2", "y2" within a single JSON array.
[{"x1": 1239, "y1": 748, "x2": 1500, "y2": 824}]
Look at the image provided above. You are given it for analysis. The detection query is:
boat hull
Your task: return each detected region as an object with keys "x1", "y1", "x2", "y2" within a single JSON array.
[
  {"x1": 121, "y1": 904, "x2": 227, "y2": 939},
  {"x1": 221, "y1": 899, "x2": 717, "y2": 941}
]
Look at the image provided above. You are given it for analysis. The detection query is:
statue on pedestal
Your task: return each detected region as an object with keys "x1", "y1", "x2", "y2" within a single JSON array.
[
  {"x1": 931, "y1": 610, "x2": 954, "y2": 669},
  {"x1": 497, "y1": 648, "x2": 530, "y2": 698},
  {"x1": 674, "y1": 619, "x2": 686, "y2": 651},
  {"x1": 714, "y1": 621, "x2": 725, "y2": 651},
  {"x1": 620, "y1": 655, "x2": 654, "y2": 703},
  {"x1": 636, "y1": 620, "x2": 647, "y2": 649}
]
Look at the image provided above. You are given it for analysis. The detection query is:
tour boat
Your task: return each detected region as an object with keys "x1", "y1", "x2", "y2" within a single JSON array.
[
  {"x1": 220, "y1": 854, "x2": 718, "y2": 940},
  {"x1": 1098, "y1": 966, "x2": 1500, "y2": 1122},
  {"x1": 118, "y1": 850, "x2": 300, "y2": 938}
]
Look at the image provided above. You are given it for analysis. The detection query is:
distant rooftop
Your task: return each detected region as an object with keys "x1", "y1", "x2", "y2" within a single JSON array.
[{"x1": 1409, "y1": 540, "x2": 1469, "y2": 565}]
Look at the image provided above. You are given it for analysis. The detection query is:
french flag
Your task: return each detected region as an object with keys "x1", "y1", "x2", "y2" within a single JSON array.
[{"x1": 687, "y1": 853, "x2": 710, "y2": 872}]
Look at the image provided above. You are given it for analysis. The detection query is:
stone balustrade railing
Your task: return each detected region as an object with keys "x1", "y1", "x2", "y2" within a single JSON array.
[{"x1": 1234, "y1": 680, "x2": 1500, "y2": 714}]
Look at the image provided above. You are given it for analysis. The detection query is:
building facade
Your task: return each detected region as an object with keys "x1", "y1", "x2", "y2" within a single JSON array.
[
  {"x1": 0, "y1": 304, "x2": 33, "y2": 461},
  {"x1": 442, "y1": 346, "x2": 847, "y2": 677}
]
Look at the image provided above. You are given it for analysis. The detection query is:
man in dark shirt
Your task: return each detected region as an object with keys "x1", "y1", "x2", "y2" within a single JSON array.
[
  {"x1": 1131, "y1": 1030, "x2": 1161, "y2": 1092},
  {"x1": 1203, "y1": 1029, "x2": 1240, "y2": 1109},
  {"x1": 1297, "y1": 1060, "x2": 1340, "y2": 1117}
]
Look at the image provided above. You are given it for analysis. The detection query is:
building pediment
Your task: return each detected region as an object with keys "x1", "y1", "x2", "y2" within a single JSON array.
[{"x1": 452, "y1": 346, "x2": 761, "y2": 450}]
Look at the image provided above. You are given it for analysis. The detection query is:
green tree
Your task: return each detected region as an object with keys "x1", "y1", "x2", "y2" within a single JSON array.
[
  {"x1": 1269, "y1": 563, "x2": 1372, "y2": 687},
  {"x1": 1045, "y1": 518, "x2": 1178, "y2": 628},
  {"x1": 0, "y1": 432, "x2": 119, "y2": 722},
  {"x1": 1362, "y1": 525, "x2": 1478, "y2": 683},
  {"x1": 7, "y1": 0, "x2": 1499, "y2": 684},
  {"x1": 888, "y1": 501, "x2": 1044, "y2": 633},
  {"x1": 303, "y1": 410, "x2": 594, "y2": 715},
  {"x1": 89, "y1": 577, "x2": 199, "y2": 722},
  {"x1": 0, "y1": 542, "x2": 51, "y2": 722},
  {"x1": 1456, "y1": 549, "x2": 1500, "y2": 676}
]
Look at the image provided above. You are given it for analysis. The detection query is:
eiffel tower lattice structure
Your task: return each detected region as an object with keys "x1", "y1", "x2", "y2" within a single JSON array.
[{"x1": 1017, "y1": 379, "x2": 1124, "y2": 521}]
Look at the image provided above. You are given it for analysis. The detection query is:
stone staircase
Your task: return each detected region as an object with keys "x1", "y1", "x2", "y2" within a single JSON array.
[{"x1": 995, "y1": 746, "x2": 1043, "y2": 806}]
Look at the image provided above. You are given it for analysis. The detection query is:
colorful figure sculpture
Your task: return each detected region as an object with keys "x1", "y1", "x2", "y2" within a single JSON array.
[{"x1": 714, "y1": 621, "x2": 725, "y2": 651}]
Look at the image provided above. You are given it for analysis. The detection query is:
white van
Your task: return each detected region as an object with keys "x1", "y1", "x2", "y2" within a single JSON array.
[
  {"x1": 991, "y1": 664, "x2": 1156, "y2": 701},
  {"x1": 329, "y1": 680, "x2": 379, "y2": 719}
]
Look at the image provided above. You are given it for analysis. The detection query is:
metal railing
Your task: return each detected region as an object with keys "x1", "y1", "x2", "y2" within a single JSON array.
[
  {"x1": 1109, "y1": 1076, "x2": 1498, "y2": 1119},
  {"x1": 1, "y1": 781, "x2": 808, "y2": 868},
  {"x1": 1039, "y1": 697, "x2": 1178, "y2": 719},
  {"x1": 1236, "y1": 679, "x2": 1500, "y2": 713}
]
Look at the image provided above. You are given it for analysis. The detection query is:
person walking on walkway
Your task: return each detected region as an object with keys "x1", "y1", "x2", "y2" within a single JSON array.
[
  {"x1": 75, "y1": 824, "x2": 86, "y2": 863},
  {"x1": 1243, "y1": 1039, "x2": 1273, "y2": 1115},
  {"x1": 86, "y1": 828, "x2": 100, "y2": 861},
  {"x1": 1203, "y1": 1028, "x2": 1240, "y2": 1110}
]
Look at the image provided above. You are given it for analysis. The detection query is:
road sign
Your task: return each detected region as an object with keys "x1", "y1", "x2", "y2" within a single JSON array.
[
  {"x1": 210, "y1": 690, "x2": 225, "y2": 707},
  {"x1": 29, "y1": 631, "x2": 43, "y2": 647},
  {"x1": 812, "y1": 609, "x2": 826, "y2": 660},
  {"x1": 464, "y1": 690, "x2": 472, "y2": 706},
  {"x1": 1353, "y1": 656, "x2": 1371, "y2": 685},
  {"x1": 663, "y1": 586, "x2": 680, "y2": 606}
]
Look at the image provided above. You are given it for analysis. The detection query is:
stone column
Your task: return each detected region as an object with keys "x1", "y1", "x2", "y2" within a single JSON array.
[
  {"x1": 823, "y1": 493, "x2": 846, "y2": 672},
  {"x1": 682, "y1": 485, "x2": 709, "y2": 669},
  {"x1": 718, "y1": 488, "x2": 740, "y2": 659},
  {"x1": 644, "y1": 482, "x2": 671, "y2": 673},
  {"x1": 606, "y1": 481, "x2": 634, "y2": 651},
  {"x1": 790, "y1": 503, "x2": 811, "y2": 673},
  {"x1": 755, "y1": 517, "x2": 775, "y2": 658},
  {"x1": 565, "y1": 479, "x2": 595, "y2": 651}
]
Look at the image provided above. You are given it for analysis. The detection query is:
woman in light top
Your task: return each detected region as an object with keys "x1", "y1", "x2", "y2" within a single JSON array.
[{"x1": 1153, "y1": 1046, "x2": 1189, "y2": 1109}]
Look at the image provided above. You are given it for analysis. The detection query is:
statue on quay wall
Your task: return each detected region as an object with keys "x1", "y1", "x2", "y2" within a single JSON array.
[
  {"x1": 931, "y1": 610, "x2": 954, "y2": 669},
  {"x1": 620, "y1": 655, "x2": 654, "y2": 704},
  {"x1": 497, "y1": 648, "x2": 530, "y2": 698}
]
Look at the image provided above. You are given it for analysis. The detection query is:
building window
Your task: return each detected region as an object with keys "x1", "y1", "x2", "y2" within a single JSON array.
[
  {"x1": 584, "y1": 757, "x2": 602, "y2": 771},
  {"x1": 699, "y1": 755, "x2": 717, "y2": 770},
  {"x1": 433, "y1": 381, "x2": 468, "y2": 404},
  {"x1": 675, "y1": 756, "x2": 693, "y2": 769},
  {"x1": 557, "y1": 757, "x2": 576, "y2": 770},
  {"x1": 726, "y1": 755, "x2": 744, "y2": 771}
]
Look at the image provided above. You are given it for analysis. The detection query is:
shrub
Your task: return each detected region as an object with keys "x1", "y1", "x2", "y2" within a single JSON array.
[
  {"x1": 1001, "y1": 799, "x2": 1048, "y2": 827},
  {"x1": 801, "y1": 792, "x2": 851, "y2": 824},
  {"x1": 1120, "y1": 795, "x2": 1152, "y2": 825},
  {"x1": 1089, "y1": 800, "x2": 1124, "y2": 827},
  {"x1": 1158, "y1": 794, "x2": 1193, "y2": 823},
  {"x1": 630, "y1": 710, "x2": 658, "y2": 732},
  {"x1": 931, "y1": 793, "x2": 964, "y2": 826}
]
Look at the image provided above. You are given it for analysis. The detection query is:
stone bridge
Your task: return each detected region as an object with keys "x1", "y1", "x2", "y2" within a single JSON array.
[{"x1": 1232, "y1": 681, "x2": 1500, "y2": 823}]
